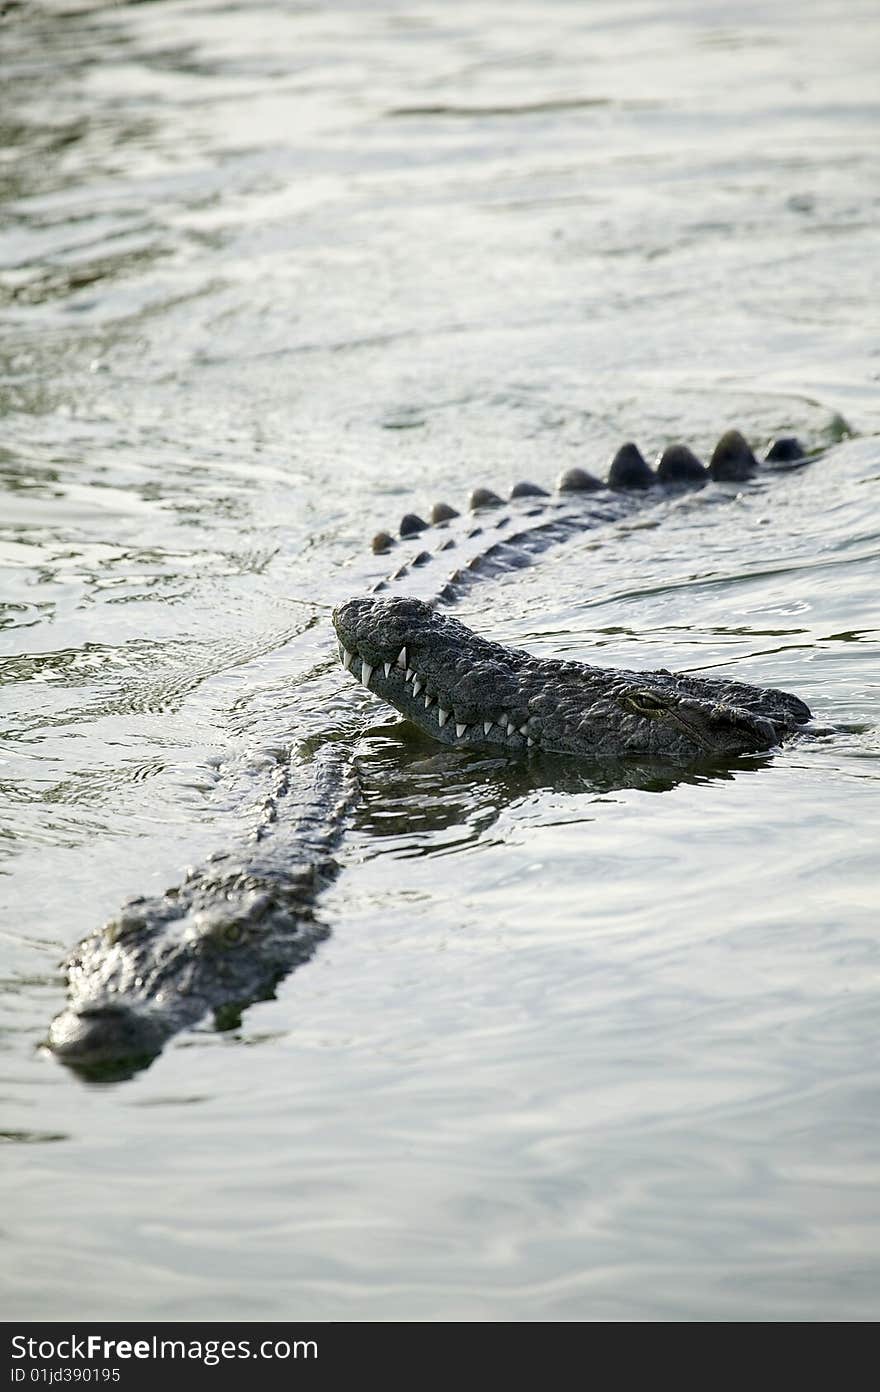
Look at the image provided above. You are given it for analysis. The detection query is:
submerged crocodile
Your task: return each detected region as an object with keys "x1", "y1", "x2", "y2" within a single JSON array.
[{"x1": 46, "y1": 429, "x2": 817, "y2": 1079}]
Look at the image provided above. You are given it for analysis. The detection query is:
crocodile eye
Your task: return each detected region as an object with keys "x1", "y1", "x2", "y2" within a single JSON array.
[
  {"x1": 223, "y1": 923, "x2": 243, "y2": 945},
  {"x1": 623, "y1": 690, "x2": 669, "y2": 718}
]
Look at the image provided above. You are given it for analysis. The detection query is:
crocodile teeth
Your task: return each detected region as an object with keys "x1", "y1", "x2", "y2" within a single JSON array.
[
  {"x1": 519, "y1": 725, "x2": 528, "y2": 736},
  {"x1": 405, "y1": 668, "x2": 414, "y2": 683},
  {"x1": 341, "y1": 647, "x2": 353, "y2": 671},
  {"x1": 412, "y1": 677, "x2": 423, "y2": 697},
  {"x1": 438, "y1": 707, "x2": 450, "y2": 728},
  {"x1": 361, "y1": 662, "x2": 373, "y2": 689},
  {"x1": 383, "y1": 662, "x2": 391, "y2": 678},
  {"x1": 455, "y1": 723, "x2": 467, "y2": 738},
  {"x1": 424, "y1": 694, "x2": 433, "y2": 709},
  {"x1": 396, "y1": 648, "x2": 407, "y2": 670},
  {"x1": 506, "y1": 721, "x2": 515, "y2": 735},
  {"x1": 483, "y1": 721, "x2": 493, "y2": 735},
  {"x1": 527, "y1": 737, "x2": 535, "y2": 747}
]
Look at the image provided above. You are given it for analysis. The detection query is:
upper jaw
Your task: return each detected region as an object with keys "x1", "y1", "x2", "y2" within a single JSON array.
[
  {"x1": 334, "y1": 634, "x2": 780, "y2": 759},
  {"x1": 332, "y1": 599, "x2": 795, "y2": 762},
  {"x1": 332, "y1": 627, "x2": 538, "y2": 751}
]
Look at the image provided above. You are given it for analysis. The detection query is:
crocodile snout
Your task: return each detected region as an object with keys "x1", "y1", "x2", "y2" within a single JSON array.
[{"x1": 47, "y1": 1003, "x2": 167, "y2": 1080}]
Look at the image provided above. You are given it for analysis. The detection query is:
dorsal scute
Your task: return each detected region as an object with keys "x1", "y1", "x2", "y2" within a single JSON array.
[
  {"x1": 556, "y1": 466, "x2": 603, "y2": 493},
  {"x1": 510, "y1": 480, "x2": 550, "y2": 499},
  {"x1": 469, "y1": 487, "x2": 505, "y2": 510},
  {"x1": 709, "y1": 430, "x2": 758, "y2": 481},
  {"x1": 399, "y1": 512, "x2": 428, "y2": 537},
  {"x1": 608, "y1": 442, "x2": 655, "y2": 490},
  {"x1": 656, "y1": 444, "x2": 707, "y2": 485},
  {"x1": 764, "y1": 436, "x2": 806, "y2": 466},
  {"x1": 431, "y1": 501, "x2": 460, "y2": 523}
]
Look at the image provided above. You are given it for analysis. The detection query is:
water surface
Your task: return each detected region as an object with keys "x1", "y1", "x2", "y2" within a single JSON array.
[{"x1": 1, "y1": 0, "x2": 879, "y2": 1321}]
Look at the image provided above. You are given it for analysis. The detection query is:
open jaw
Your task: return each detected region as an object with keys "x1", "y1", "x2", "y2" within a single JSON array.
[{"x1": 332, "y1": 597, "x2": 813, "y2": 761}]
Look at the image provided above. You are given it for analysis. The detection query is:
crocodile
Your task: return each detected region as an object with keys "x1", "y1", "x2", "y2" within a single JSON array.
[
  {"x1": 45, "y1": 429, "x2": 816, "y2": 1079},
  {"x1": 332, "y1": 597, "x2": 812, "y2": 760}
]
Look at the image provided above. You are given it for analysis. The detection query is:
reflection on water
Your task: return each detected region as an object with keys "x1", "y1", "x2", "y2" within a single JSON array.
[
  {"x1": 354, "y1": 720, "x2": 770, "y2": 853},
  {"x1": 45, "y1": 714, "x2": 777, "y2": 1087},
  {"x1": 1, "y1": 0, "x2": 880, "y2": 1323}
]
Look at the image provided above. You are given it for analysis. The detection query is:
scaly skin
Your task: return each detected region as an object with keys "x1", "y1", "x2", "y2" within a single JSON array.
[
  {"x1": 367, "y1": 431, "x2": 807, "y2": 608},
  {"x1": 47, "y1": 744, "x2": 357, "y2": 1080},
  {"x1": 44, "y1": 429, "x2": 816, "y2": 1077},
  {"x1": 333, "y1": 598, "x2": 812, "y2": 760}
]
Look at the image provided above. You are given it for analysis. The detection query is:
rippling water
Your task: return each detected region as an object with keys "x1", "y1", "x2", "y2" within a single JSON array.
[{"x1": 2, "y1": 0, "x2": 879, "y2": 1321}]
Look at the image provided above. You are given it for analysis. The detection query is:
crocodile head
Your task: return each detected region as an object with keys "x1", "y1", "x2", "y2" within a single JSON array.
[
  {"x1": 333, "y1": 596, "x2": 811, "y2": 761},
  {"x1": 46, "y1": 875, "x2": 323, "y2": 1080}
]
